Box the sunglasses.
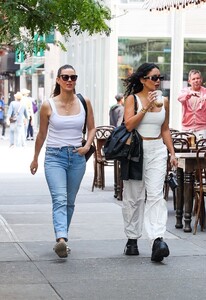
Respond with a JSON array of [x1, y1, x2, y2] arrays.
[[60, 74, 78, 82], [143, 75, 164, 82]]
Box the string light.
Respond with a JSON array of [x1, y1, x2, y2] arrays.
[[143, 0, 206, 12]]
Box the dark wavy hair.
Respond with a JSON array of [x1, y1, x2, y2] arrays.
[[124, 63, 160, 97], [52, 64, 75, 97]]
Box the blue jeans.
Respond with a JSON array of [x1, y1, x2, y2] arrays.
[[44, 146, 86, 241], [9, 122, 25, 147]]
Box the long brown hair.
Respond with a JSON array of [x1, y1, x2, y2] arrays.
[[124, 63, 159, 97]]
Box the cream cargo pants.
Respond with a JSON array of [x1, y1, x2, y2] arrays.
[[122, 139, 168, 245]]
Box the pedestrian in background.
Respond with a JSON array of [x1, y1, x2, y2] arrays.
[[122, 63, 177, 262], [178, 69, 206, 139], [21, 88, 35, 140], [6, 92, 28, 147], [0, 93, 6, 140], [30, 64, 96, 258], [109, 93, 124, 127]]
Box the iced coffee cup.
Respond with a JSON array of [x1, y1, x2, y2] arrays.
[[154, 90, 163, 107]]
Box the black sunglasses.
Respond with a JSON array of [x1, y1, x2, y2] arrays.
[[60, 74, 78, 82], [143, 75, 164, 82]]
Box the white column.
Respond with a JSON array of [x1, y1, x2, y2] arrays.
[[20, 71, 27, 91], [32, 73, 38, 100], [170, 10, 185, 130], [31, 73, 38, 131], [3, 79, 8, 104]]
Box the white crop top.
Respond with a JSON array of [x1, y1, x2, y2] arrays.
[[135, 95, 166, 138], [46, 98, 85, 148]]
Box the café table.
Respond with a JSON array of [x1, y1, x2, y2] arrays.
[[175, 152, 206, 232]]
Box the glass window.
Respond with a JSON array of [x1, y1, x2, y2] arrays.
[[118, 38, 171, 97], [183, 39, 206, 85]]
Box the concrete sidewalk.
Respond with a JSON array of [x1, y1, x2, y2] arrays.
[[0, 138, 206, 299]]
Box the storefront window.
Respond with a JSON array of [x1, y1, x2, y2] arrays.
[[118, 38, 206, 96], [183, 39, 206, 85], [118, 38, 171, 96]]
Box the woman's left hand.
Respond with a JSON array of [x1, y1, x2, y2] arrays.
[[75, 144, 90, 156], [170, 154, 178, 168]]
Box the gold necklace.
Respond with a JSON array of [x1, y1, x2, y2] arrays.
[[60, 99, 76, 112]]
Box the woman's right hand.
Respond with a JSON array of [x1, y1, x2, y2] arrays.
[[147, 91, 158, 108], [30, 160, 38, 175]]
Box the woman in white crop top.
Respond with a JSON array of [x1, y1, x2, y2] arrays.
[[121, 63, 177, 262], [30, 64, 96, 258]]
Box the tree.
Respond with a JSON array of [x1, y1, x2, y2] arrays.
[[0, 0, 111, 54]]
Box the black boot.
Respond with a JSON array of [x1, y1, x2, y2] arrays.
[[151, 238, 169, 262], [124, 239, 139, 255]]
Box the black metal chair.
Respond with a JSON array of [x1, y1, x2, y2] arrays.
[[164, 138, 190, 209], [92, 125, 115, 191], [193, 146, 206, 234], [171, 131, 196, 147], [172, 137, 190, 153], [196, 138, 206, 149], [170, 128, 179, 134]]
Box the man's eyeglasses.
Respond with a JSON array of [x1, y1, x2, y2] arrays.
[[60, 75, 78, 82], [143, 75, 164, 82]]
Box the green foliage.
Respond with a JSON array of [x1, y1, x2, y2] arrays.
[[0, 0, 111, 54]]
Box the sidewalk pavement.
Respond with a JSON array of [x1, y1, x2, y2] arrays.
[[0, 137, 206, 299]]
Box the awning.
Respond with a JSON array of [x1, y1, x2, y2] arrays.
[[15, 66, 29, 76], [143, 0, 206, 11], [16, 64, 44, 76]]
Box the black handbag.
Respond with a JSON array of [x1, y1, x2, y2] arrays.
[[9, 104, 22, 123], [167, 171, 178, 191], [103, 96, 138, 162], [103, 124, 132, 161], [77, 93, 96, 161], [82, 139, 95, 161]]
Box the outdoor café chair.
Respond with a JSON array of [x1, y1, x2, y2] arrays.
[[193, 146, 206, 234]]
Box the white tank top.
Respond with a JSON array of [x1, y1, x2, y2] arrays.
[[135, 95, 166, 138], [46, 98, 85, 147]]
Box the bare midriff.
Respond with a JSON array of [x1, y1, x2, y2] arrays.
[[141, 135, 161, 140]]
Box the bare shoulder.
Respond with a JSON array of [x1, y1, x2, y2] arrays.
[[42, 100, 51, 107], [164, 96, 169, 105], [83, 96, 93, 110], [125, 94, 136, 107], [163, 97, 169, 114], [83, 96, 91, 103], [126, 94, 135, 101], [77, 94, 90, 104], [40, 100, 52, 116]]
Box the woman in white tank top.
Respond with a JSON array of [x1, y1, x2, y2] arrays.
[[30, 64, 96, 258], [121, 63, 178, 262]]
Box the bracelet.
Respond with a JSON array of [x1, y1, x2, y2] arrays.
[[141, 108, 148, 114]]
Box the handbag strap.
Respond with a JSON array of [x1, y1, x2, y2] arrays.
[[122, 95, 137, 124], [17, 103, 23, 115], [77, 93, 137, 135], [133, 94, 137, 115], [12, 102, 22, 117], [77, 93, 87, 137]]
